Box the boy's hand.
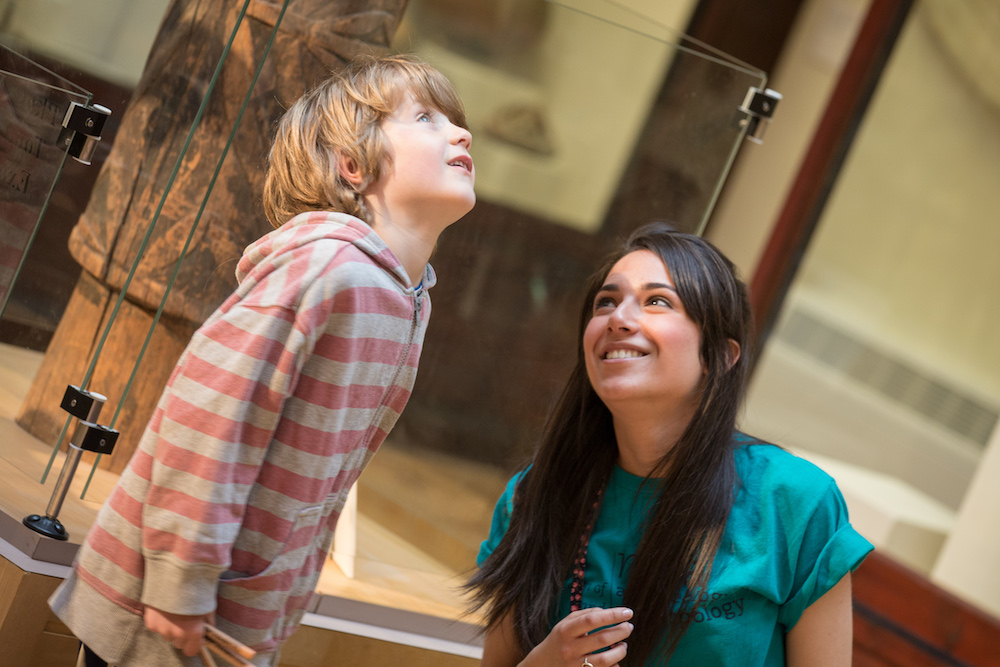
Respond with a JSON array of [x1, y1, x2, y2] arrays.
[[144, 605, 214, 657]]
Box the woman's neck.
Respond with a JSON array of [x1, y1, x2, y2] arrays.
[[611, 404, 695, 478]]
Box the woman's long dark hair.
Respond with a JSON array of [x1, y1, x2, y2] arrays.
[[466, 223, 754, 665]]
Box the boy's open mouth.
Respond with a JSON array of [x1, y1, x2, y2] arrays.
[[449, 156, 473, 173]]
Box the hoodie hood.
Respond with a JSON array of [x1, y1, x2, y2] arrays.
[[236, 211, 435, 291]]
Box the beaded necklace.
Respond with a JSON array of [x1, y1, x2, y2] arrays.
[[569, 488, 605, 612]]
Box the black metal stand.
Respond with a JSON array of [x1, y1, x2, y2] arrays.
[[22, 514, 69, 540], [23, 385, 119, 542]]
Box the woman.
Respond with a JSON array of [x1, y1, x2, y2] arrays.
[[467, 223, 872, 666]]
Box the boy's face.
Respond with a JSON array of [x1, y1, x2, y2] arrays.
[[367, 91, 475, 228]]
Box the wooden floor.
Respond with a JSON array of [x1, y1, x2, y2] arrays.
[[0, 341, 501, 659]]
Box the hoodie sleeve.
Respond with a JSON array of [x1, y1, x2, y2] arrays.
[[136, 246, 346, 615]]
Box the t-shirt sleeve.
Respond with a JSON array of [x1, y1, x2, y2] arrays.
[[777, 469, 874, 629], [476, 471, 527, 567]]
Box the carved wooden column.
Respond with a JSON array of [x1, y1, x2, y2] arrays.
[[17, 0, 410, 473]]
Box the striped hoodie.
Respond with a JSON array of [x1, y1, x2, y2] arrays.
[[50, 211, 435, 664]]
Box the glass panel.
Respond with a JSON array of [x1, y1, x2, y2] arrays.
[[744, 1, 1000, 594], [0, 0, 769, 629], [0, 43, 89, 326], [330, 0, 767, 599], [0, 0, 211, 539], [0, 42, 96, 535]]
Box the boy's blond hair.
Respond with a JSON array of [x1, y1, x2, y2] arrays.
[[263, 54, 468, 228]]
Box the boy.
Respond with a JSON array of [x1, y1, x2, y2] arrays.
[[50, 54, 475, 666]]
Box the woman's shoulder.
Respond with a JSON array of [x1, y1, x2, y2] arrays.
[[493, 468, 530, 513], [732, 434, 839, 505], [476, 468, 530, 567]]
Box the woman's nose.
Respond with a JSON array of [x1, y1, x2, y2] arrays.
[[609, 301, 638, 331]]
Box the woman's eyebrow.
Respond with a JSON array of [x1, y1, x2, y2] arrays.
[[644, 282, 677, 292], [598, 282, 676, 293]]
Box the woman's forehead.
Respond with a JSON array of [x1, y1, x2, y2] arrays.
[[604, 249, 676, 286]]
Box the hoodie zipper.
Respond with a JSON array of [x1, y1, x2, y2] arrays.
[[397, 287, 423, 378], [370, 286, 423, 430]]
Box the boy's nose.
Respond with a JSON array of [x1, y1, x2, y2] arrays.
[[452, 124, 472, 149]]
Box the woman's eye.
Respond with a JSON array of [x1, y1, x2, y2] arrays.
[[594, 296, 616, 310], [649, 296, 672, 308]]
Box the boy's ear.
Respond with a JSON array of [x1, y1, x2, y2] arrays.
[[336, 153, 365, 188]]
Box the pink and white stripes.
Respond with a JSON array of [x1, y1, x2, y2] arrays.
[[51, 211, 434, 658]]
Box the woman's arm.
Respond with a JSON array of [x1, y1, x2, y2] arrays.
[[481, 613, 523, 667], [785, 573, 854, 667], [481, 608, 634, 667]]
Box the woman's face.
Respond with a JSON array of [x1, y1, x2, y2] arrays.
[[583, 249, 704, 414]]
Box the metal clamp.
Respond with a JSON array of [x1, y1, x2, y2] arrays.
[[60, 384, 103, 421], [71, 421, 119, 456], [58, 101, 112, 165], [737, 87, 782, 144], [23, 385, 119, 541]]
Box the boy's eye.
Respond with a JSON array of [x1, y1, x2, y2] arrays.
[[417, 112, 432, 122]]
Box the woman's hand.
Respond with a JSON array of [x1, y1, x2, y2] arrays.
[[519, 607, 634, 667], [143, 605, 213, 657]]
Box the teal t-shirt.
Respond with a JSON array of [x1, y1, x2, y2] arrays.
[[477, 440, 874, 666]]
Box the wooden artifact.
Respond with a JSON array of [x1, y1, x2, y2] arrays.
[[17, 0, 410, 474]]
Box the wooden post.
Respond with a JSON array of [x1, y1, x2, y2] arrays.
[[16, 272, 196, 474], [16, 0, 410, 471]]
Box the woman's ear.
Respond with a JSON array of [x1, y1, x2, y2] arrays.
[[336, 153, 365, 188], [726, 339, 741, 370]]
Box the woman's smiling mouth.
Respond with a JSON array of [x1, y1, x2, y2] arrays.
[[604, 349, 647, 360]]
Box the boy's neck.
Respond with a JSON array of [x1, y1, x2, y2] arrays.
[[367, 215, 441, 288]]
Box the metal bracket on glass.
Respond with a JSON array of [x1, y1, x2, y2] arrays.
[[58, 101, 112, 165], [23, 385, 120, 541], [737, 87, 782, 144]]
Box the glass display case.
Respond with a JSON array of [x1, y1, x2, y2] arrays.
[[0, 0, 769, 660]]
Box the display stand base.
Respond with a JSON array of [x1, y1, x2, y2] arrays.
[[22, 514, 69, 541]]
